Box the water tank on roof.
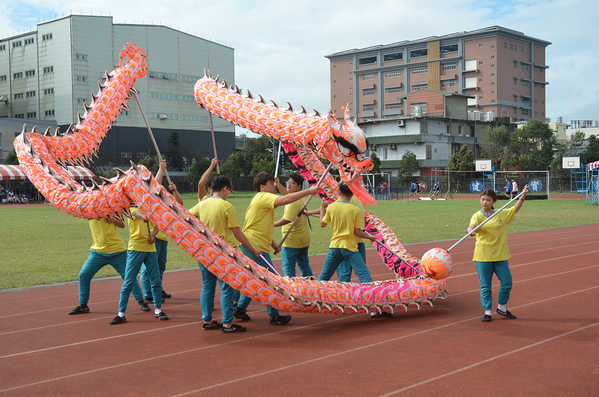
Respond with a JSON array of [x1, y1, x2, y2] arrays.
[[557, 116, 563, 123], [593, 120, 599, 128]]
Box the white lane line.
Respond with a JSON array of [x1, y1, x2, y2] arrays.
[[1, 285, 597, 395], [378, 321, 599, 396]]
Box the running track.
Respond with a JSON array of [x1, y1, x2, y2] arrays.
[[1, 224, 598, 396]]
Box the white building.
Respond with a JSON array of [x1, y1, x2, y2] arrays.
[[0, 15, 235, 165]]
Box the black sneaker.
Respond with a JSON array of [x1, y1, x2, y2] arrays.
[[270, 315, 292, 325], [496, 308, 517, 319], [154, 311, 169, 320], [68, 305, 90, 315], [139, 301, 151, 312], [202, 320, 222, 330], [370, 311, 393, 318], [233, 307, 251, 321], [222, 324, 246, 333], [145, 296, 166, 304], [482, 314, 492, 322], [161, 290, 171, 299], [110, 315, 127, 325]]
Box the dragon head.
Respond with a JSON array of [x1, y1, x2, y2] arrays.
[[318, 106, 375, 205]]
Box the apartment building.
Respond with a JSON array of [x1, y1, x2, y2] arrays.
[[0, 14, 235, 166], [326, 26, 551, 124]]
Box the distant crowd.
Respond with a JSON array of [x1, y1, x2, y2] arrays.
[[0, 187, 42, 204]]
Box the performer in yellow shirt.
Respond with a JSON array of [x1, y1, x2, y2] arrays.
[[68, 218, 149, 315], [318, 182, 377, 283], [336, 194, 366, 282], [466, 185, 529, 323], [274, 173, 320, 277], [233, 171, 319, 325], [110, 207, 167, 324], [195, 175, 261, 333]]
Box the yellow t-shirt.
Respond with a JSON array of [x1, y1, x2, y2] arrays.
[[281, 199, 310, 249], [89, 219, 126, 254], [189, 202, 201, 219], [149, 221, 168, 241], [127, 207, 157, 253], [243, 192, 278, 252], [199, 197, 240, 246], [470, 206, 516, 262], [323, 201, 364, 251]]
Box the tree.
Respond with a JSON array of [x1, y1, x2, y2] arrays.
[[504, 119, 555, 170], [138, 155, 159, 175], [187, 157, 213, 190], [4, 152, 19, 165], [166, 131, 185, 171], [220, 136, 277, 180], [479, 126, 510, 170], [396, 150, 420, 186], [550, 131, 586, 179], [581, 134, 599, 165], [370, 152, 381, 174], [446, 144, 475, 192]]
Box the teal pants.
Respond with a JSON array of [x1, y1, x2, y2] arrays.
[[475, 260, 512, 310], [78, 249, 144, 305], [337, 243, 366, 282], [118, 250, 162, 313], [141, 238, 168, 298]]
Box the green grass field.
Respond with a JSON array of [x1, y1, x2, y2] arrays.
[[1, 196, 597, 290]]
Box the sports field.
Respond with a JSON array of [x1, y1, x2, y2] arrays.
[[0, 196, 597, 289]]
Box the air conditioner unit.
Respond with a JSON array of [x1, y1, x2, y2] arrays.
[[390, 144, 396, 150], [397, 119, 405, 127], [159, 114, 168, 120]]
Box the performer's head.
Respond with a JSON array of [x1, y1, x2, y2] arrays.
[[286, 172, 304, 193], [254, 171, 276, 193], [480, 188, 497, 210], [211, 176, 232, 193], [338, 182, 353, 199]]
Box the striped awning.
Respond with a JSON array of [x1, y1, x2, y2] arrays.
[[588, 161, 599, 172], [0, 165, 96, 181]]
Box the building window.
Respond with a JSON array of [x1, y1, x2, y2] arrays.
[[383, 53, 403, 61], [491, 73, 495, 77], [150, 113, 178, 120], [491, 82, 495, 86], [521, 80, 529, 87], [491, 64, 495, 68], [75, 54, 88, 60], [76, 76, 88, 82], [0, 75, 6, 81], [362, 104, 375, 112], [182, 95, 194, 101], [181, 75, 200, 82], [363, 73, 375, 81], [491, 100, 495, 103], [121, 110, 130, 116], [441, 79, 456, 88], [44, 88, 54, 95], [13, 41, 22, 48], [385, 71, 401, 78], [121, 152, 132, 158], [504, 43, 507, 48], [491, 55, 495, 59], [525, 48, 528, 53], [358, 56, 377, 65], [410, 102, 427, 114], [521, 46, 524, 52], [13, 72, 23, 79], [150, 92, 178, 100], [148, 72, 178, 80], [77, 98, 86, 103], [479, 61, 483, 65], [479, 43, 483, 47], [491, 45, 495, 49], [27, 112, 36, 118], [42, 33, 53, 41], [385, 103, 401, 110], [43, 66, 54, 74], [0, 44, 5, 51], [464, 60, 477, 71], [442, 62, 456, 70], [385, 86, 402, 94], [458, 126, 463, 136], [363, 88, 374, 96], [14, 93, 24, 99], [440, 44, 458, 54], [491, 91, 495, 95], [521, 64, 529, 70], [26, 91, 36, 98], [411, 83, 428, 91], [522, 97, 530, 104], [412, 67, 427, 75], [24, 38, 35, 45], [521, 109, 529, 115], [479, 78, 483, 82], [464, 77, 477, 89], [25, 70, 35, 77], [410, 49, 427, 58], [510, 44, 513, 50], [45, 109, 55, 116], [15, 114, 24, 119], [182, 115, 208, 122]]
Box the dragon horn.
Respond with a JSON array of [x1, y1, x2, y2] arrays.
[[44, 126, 52, 136], [271, 100, 279, 108], [286, 102, 294, 112], [31, 125, 38, 133], [313, 109, 322, 117], [246, 90, 253, 100]]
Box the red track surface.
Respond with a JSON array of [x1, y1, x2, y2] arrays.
[[1, 224, 598, 396]]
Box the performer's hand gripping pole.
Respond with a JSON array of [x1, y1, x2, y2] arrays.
[[447, 190, 527, 252], [278, 163, 334, 247], [132, 90, 172, 184]]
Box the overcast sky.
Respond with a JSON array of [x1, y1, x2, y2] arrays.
[[2, 0, 598, 136]]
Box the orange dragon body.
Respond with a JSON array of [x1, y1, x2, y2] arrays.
[[15, 44, 449, 317]]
